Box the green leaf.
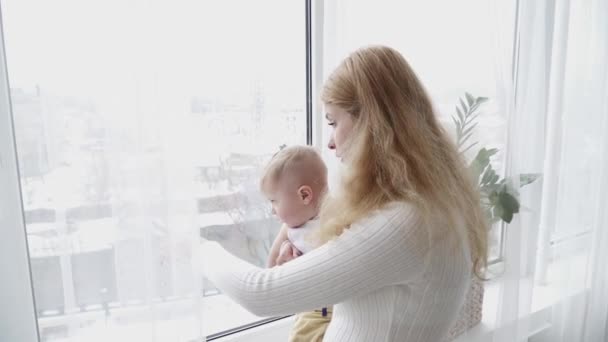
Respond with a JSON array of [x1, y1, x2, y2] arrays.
[[469, 102, 481, 113], [480, 182, 501, 196], [456, 106, 464, 122], [481, 166, 496, 185], [468, 148, 498, 182], [498, 189, 519, 223], [492, 202, 505, 222], [458, 132, 474, 147], [464, 112, 481, 126], [477, 97, 489, 104], [460, 98, 468, 113], [460, 122, 478, 140], [486, 148, 499, 156], [500, 207, 514, 223], [469, 151, 498, 187], [465, 92, 475, 106], [452, 116, 461, 133], [520, 173, 541, 187], [501, 178, 522, 195]]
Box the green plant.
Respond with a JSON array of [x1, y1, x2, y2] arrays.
[[453, 92, 540, 224]]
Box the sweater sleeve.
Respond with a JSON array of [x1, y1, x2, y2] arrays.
[[201, 203, 429, 317]]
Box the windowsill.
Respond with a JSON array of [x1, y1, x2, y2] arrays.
[[450, 252, 589, 341], [215, 253, 589, 342]]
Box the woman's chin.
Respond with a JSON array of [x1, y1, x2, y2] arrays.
[[334, 150, 349, 163]]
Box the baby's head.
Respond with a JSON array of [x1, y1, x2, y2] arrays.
[[260, 145, 328, 228]]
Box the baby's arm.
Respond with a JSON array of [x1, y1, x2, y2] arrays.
[[276, 240, 302, 266], [267, 224, 289, 268]]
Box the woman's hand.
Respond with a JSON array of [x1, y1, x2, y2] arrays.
[[275, 240, 302, 266]]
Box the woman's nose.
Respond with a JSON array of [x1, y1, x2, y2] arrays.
[[328, 139, 336, 150], [271, 207, 276, 215]]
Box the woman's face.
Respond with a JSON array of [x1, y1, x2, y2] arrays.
[[325, 104, 355, 159]]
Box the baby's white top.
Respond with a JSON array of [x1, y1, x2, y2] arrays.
[[286, 217, 320, 254]]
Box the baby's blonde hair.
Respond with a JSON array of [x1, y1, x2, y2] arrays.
[[260, 145, 328, 197]]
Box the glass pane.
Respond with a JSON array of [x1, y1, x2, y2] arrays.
[[3, 0, 305, 340]]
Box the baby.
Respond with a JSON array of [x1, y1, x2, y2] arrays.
[[260, 145, 332, 342]]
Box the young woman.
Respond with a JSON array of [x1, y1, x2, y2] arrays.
[[201, 45, 488, 342]]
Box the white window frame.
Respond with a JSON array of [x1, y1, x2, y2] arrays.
[[0, 11, 40, 342]]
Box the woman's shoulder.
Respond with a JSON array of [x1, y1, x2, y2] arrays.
[[370, 201, 420, 223], [339, 201, 430, 264], [350, 201, 423, 235]]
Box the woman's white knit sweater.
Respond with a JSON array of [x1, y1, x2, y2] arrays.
[[202, 202, 472, 342]]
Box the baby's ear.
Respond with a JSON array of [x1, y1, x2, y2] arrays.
[[298, 185, 314, 204]]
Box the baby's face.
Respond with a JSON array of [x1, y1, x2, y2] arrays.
[[264, 181, 312, 228]]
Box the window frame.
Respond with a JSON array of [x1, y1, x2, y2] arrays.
[[0, 9, 41, 342]]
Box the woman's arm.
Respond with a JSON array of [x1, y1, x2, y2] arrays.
[[202, 203, 430, 317]]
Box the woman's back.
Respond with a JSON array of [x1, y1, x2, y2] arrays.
[[321, 202, 472, 341]]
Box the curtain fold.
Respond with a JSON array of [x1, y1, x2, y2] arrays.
[[495, 0, 608, 341]]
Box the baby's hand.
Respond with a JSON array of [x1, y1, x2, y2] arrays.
[[275, 240, 302, 266]]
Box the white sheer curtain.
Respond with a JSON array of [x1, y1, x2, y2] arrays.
[[321, 0, 608, 341], [495, 0, 608, 340]]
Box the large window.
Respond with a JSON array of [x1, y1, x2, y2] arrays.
[[1, 1, 520, 341], [3, 0, 305, 340]]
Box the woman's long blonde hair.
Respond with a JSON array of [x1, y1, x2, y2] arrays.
[[318, 45, 488, 278]]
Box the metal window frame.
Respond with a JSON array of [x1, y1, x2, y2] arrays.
[[208, 0, 319, 339], [305, 0, 313, 146]]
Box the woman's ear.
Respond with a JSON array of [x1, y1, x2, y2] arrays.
[[298, 185, 314, 205]]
